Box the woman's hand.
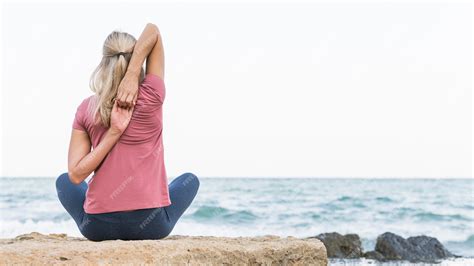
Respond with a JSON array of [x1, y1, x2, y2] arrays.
[[68, 100, 130, 184], [116, 72, 139, 109], [110, 99, 134, 135]]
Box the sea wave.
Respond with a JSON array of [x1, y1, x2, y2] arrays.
[[190, 205, 259, 224], [444, 235, 474, 258], [0, 219, 82, 238], [374, 196, 396, 203], [413, 212, 472, 222]]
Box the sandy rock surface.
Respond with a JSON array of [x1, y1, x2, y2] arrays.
[[0, 232, 327, 265]]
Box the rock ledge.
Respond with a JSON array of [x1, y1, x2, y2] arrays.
[[1, 232, 327, 265]]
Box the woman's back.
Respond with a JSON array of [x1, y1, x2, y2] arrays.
[[57, 24, 199, 241], [72, 73, 171, 214]]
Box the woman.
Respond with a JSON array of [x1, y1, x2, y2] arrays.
[[55, 23, 200, 241]]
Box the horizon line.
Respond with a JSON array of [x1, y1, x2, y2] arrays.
[[0, 176, 472, 179]]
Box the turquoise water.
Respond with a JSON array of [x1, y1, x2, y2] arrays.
[[1, 177, 473, 261]]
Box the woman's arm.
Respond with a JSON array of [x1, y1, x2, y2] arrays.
[[117, 23, 161, 109], [68, 129, 121, 184], [67, 101, 133, 184]]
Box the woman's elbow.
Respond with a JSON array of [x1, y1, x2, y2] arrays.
[[146, 23, 160, 36], [147, 22, 158, 30], [67, 170, 83, 185]]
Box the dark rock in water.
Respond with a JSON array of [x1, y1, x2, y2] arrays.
[[363, 250, 386, 261], [308, 232, 363, 258], [375, 232, 458, 262]]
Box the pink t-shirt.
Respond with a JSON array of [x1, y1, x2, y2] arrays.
[[72, 73, 171, 214]]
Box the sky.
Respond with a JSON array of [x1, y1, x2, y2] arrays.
[[1, 1, 472, 178]]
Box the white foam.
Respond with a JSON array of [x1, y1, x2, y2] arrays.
[[0, 219, 82, 238]]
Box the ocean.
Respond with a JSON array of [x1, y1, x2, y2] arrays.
[[1, 177, 473, 265]]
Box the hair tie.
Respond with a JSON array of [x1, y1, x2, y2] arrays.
[[104, 52, 130, 57]]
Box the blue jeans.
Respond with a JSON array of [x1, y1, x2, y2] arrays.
[[55, 172, 200, 241]]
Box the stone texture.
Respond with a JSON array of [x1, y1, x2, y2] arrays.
[[374, 232, 458, 263], [308, 232, 363, 259], [0, 232, 328, 265]]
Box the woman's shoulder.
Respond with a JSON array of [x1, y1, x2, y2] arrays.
[[74, 95, 97, 124], [138, 73, 165, 106], [77, 95, 95, 109]]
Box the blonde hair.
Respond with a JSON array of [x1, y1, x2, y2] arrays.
[[88, 31, 145, 127]]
